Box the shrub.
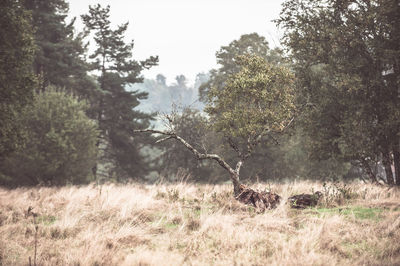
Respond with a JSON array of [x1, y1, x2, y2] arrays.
[[0, 87, 98, 186]]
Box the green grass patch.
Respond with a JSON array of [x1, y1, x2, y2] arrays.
[[193, 207, 202, 217], [164, 222, 179, 229], [37, 215, 57, 225], [341, 240, 371, 258], [314, 206, 383, 220]]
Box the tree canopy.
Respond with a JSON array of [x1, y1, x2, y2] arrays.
[[0, 0, 36, 158], [199, 33, 284, 101], [206, 55, 295, 140], [276, 0, 400, 184], [23, 0, 96, 96]]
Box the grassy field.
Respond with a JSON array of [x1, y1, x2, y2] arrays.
[[0, 181, 399, 265]]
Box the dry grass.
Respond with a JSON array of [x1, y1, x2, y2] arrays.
[[0, 181, 399, 265]]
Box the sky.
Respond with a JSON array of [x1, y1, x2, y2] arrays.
[[68, 0, 285, 85]]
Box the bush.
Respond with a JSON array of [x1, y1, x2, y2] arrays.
[[0, 87, 98, 186]]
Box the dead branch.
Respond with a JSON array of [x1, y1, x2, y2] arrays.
[[134, 129, 240, 187], [155, 136, 174, 144]]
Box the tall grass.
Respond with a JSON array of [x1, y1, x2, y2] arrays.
[[0, 181, 399, 265]]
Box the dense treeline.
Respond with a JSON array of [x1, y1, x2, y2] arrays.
[[0, 0, 399, 186], [277, 0, 400, 185], [0, 0, 36, 161], [0, 1, 157, 186]]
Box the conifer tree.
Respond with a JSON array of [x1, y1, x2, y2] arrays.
[[82, 4, 158, 179], [0, 0, 36, 159], [23, 0, 96, 97]]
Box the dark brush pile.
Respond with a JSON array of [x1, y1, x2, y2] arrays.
[[288, 191, 323, 209], [235, 184, 281, 212]]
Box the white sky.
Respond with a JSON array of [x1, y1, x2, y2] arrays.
[[68, 0, 285, 85]]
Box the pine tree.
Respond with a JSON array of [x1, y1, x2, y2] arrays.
[[23, 0, 96, 97], [82, 4, 158, 180], [0, 0, 36, 159]]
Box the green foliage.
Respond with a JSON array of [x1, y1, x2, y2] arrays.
[[315, 207, 383, 221], [207, 55, 295, 139], [205, 55, 296, 162], [0, 0, 36, 158], [23, 0, 96, 97], [194, 36, 304, 183], [194, 35, 350, 182], [277, 0, 400, 184], [0, 87, 98, 186], [148, 57, 305, 183], [82, 4, 158, 180], [199, 33, 284, 101], [240, 128, 353, 182]]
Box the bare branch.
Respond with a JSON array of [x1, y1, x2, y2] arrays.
[[245, 136, 255, 159], [134, 129, 172, 135], [155, 136, 174, 144], [133, 129, 240, 185], [227, 137, 242, 157], [283, 116, 296, 132]]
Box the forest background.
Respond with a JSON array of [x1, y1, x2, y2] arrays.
[[1, 0, 399, 187]]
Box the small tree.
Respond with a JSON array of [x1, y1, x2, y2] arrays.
[[0, 87, 98, 186], [137, 55, 296, 203]]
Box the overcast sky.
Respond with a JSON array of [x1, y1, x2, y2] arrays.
[[69, 0, 285, 85]]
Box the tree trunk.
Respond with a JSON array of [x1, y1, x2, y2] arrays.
[[92, 97, 104, 179], [93, 56, 107, 179], [392, 52, 400, 185], [232, 174, 242, 197], [393, 141, 400, 186], [382, 150, 395, 185], [361, 160, 378, 184]]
